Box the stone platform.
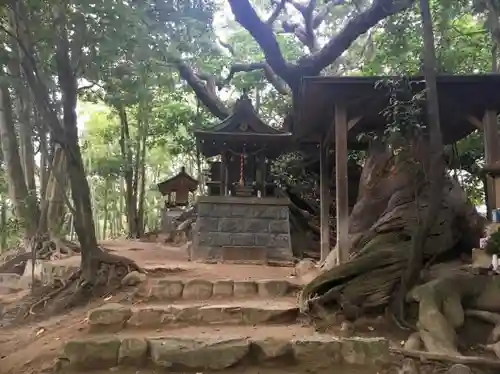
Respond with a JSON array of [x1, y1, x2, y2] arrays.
[[192, 196, 293, 264]]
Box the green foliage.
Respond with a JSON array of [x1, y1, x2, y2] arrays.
[[485, 229, 500, 255], [3, 0, 494, 244], [364, 0, 491, 75]]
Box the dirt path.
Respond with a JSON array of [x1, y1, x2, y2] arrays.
[[0, 239, 304, 374], [63, 367, 378, 374], [0, 306, 89, 374], [50, 239, 298, 282]]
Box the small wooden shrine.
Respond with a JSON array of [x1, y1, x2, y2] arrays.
[[157, 167, 198, 234], [196, 95, 292, 197], [191, 95, 294, 264], [157, 166, 198, 207]]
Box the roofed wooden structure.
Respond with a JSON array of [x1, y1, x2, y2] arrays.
[[293, 74, 500, 265], [293, 74, 500, 145], [157, 167, 198, 196], [194, 95, 292, 159]]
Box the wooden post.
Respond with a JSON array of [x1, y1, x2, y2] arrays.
[[220, 152, 226, 196], [319, 140, 330, 262], [483, 109, 499, 213], [335, 103, 349, 263], [259, 155, 267, 197]]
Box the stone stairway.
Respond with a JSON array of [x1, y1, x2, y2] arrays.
[[58, 277, 394, 373], [133, 277, 298, 301]]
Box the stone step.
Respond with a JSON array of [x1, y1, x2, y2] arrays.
[[87, 299, 299, 332], [135, 278, 300, 301], [60, 325, 391, 372]]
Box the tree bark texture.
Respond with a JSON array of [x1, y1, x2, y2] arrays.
[[301, 141, 484, 317], [395, 0, 446, 317], [0, 195, 7, 251], [118, 107, 137, 238], [53, 3, 100, 281], [0, 83, 38, 241], [137, 109, 149, 237]]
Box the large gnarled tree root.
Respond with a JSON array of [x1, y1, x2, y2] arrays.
[[24, 249, 143, 319], [299, 232, 409, 318], [407, 274, 500, 358]]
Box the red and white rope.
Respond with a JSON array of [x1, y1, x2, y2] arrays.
[[239, 146, 245, 186]]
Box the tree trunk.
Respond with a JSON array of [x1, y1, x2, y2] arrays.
[[69, 213, 74, 242], [0, 195, 7, 251], [8, 60, 38, 203], [39, 125, 49, 200], [44, 145, 68, 238], [118, 106, 137, 238], [300, 140, 484, 318], [131, 109, 144, 238], [0, 83, 38, 244], [119, 178, 124, 232], [102, 179, 109, 240], [8, 6, 39, 220], [395, 0, 445, 316], [52, 4, 101, 281], [137, 110, 149, 237]]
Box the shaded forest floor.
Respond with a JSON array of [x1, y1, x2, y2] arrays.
[[0, 239, 497, 374], [49, 238, 299, 281], [0, 238, 406, 374]]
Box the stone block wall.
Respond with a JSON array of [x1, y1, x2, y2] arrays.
[[191, 196, 293, 263]]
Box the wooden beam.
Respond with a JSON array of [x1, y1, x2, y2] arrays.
[[335, 103, 349, 263], [467, 115, 483, 130], [348, 115, 362, 131], [319, 141, 330, 262], [484, 109, 499, 214], [484, 110, 499, 164]]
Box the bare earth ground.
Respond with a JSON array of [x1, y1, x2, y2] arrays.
[[0, 239, 310, 374], [53, 239, 299, 282], [0, 239, 415, 374]]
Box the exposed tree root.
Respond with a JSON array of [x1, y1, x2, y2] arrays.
[[36, 234, 80, 260], [393, 348, 500, 369], [22, 248, 142, 320], [0, 252, 32, 274], [406, 273, 489, 355], [25, 270, 81, 317], [299, 141, 489, 358]]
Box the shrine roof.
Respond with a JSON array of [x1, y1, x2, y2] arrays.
[[157, 167, 198, 196], [293, 74, 500, 145], [194, 95, 293, 157]]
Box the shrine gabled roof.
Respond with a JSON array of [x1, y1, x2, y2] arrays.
[[194, 95, 293, 158], [157, 167, 198, 196], [194, 95, 289, 137], [293, 74, 500, 145]]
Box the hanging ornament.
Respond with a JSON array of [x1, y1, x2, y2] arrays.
[[239, 146, 245, 186]]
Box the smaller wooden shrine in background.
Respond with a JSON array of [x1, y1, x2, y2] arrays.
[[191, 94, 295, 265], [157, 167, 198, 208]]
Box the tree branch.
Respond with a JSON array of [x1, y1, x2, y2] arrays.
[[282, 20, 314, 51], [228, 0, 295, 88], [171, 58, 229, 120], [222, 62, 290, 95], [266, 0, 287, 25], [297, 0, 415, 75], [217, 38, 235, 55], [283, 0, 320, 52]]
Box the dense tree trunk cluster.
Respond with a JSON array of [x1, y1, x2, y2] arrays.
[[0, 1, 139, 290]]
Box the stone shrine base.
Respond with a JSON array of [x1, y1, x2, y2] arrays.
[[192, 196, 293, 264]]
